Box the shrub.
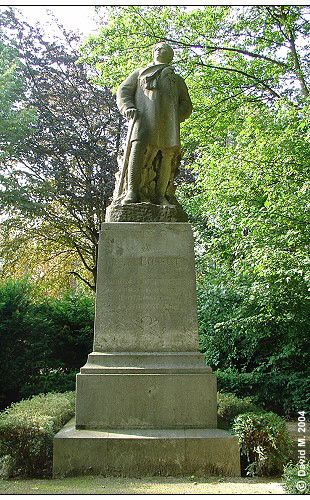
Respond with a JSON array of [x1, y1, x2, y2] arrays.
[[0, 279, 94, 409], [0, 454, 14, 480], [216, 368, 310, 417], [0, 391, 75, 477], [217, 391, 261, 425], [0, 278, 39, 408], [282, 461, 310, 494], [232, 411, 292, 476], [197, 265, 309, 417]]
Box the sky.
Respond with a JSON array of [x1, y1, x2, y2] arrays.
[[1, 5, 101, 37], [2, 0, 305, 39]]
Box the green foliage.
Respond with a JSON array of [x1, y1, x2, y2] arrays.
[[0, 35, 36, 160], [81, 6, 310, 416], [196, 261, 309, 415], [216, 370, 309, 416], [217, 391, 261, 425], [282, 461, 310, 494], [0, 278, 94, 410], [81, 6, 309, 117], [0, 392, 75, 477], [0, 8, 122, 292], [192, 100, 310, 415], [232, 412, 292, 476]]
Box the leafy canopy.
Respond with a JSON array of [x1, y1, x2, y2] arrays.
[[0, 8, 122, 292]]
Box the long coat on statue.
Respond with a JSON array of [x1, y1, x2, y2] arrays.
[[116, 63, 192, 150]]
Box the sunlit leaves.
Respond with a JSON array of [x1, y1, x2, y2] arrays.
[[0, 8, 121, 292], [0, 39, 37, 159]]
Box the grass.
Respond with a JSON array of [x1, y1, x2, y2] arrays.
[[0, 475, 285, 494]]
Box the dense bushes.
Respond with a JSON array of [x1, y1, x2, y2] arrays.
[[0, 392, 75, 477], [217, 391, 261, 426], [216, 369, 309, 417], [218, 393, 294, 478], [197, 272, 310, 416], [0, 279, 94, 409], [232, 411, 292, 477], [0, 390, 295, 480]]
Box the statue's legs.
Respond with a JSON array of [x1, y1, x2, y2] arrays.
[[155, 148, 178, 206], [122, 140, 146, 204]]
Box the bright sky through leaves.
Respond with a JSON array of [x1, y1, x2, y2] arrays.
[[0, 6, 99, 36]]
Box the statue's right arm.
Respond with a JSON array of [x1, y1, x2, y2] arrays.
[[116, 70, 140, 117]]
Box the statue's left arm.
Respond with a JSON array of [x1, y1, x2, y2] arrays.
[[177, 76, 193, 123]]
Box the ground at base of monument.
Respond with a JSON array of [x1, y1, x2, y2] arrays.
[[0, 475, 285, 495]]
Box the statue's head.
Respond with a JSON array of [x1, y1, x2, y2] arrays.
[[152, 42, 174, 64]]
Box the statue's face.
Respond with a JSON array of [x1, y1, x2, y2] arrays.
[[153, 43, 173, 64]]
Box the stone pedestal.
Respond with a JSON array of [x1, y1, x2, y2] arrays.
[[105, 202, 179, 222], [53, 223, 240, 477], [92, 223, 199, 353]]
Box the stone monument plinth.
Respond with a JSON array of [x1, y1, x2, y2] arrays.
[[53, 222, 240, 477], [53, 41, 239, 478]]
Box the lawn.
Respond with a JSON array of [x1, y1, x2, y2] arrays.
[[0, 475, 285, 494]]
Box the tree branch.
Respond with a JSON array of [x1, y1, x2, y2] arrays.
[[265, 6, 288, 40], [71, 240, 94, 274], [198, 60, 282, 99], [131, 28, 288, 69], [200, 43, 288, 68], [70, 271, 95, 291], [204, 87, 256, 111], [279, 6, 309, 98]]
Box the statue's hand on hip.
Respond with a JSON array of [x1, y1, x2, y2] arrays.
[[125, 108, 138, 121]]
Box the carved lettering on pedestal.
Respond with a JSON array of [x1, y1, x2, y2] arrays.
[[140, 256, 183, 268]]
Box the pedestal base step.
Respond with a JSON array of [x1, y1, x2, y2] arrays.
[[53, 419, 240, 478]]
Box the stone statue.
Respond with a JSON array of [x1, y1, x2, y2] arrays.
[[107, 42, 192, 220]]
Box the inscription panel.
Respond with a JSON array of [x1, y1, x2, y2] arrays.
[[94, 223, 199, 352]]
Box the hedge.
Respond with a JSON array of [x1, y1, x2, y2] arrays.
[[0, 391, 75, 477]]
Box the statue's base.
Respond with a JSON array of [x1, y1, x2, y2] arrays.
[[53, 222, 240, 477], [53, 420, 240, 477], [105, 202, 187, 222], [75, 352, 216, 430]]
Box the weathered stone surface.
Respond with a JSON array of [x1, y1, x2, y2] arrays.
[[79, 352, 212, 374], [105, 202, 178, 222], [75, 370, 217, 430], [92, 223, 199, 353], [53, 220, 241, 478], [76, 349, 217, 430], [53, 419, 240, 478]]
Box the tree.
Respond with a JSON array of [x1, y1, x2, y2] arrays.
[[81, 6, 310, 413], [0, 8, 122, 292], [0, 32, 36, 161], [81, 6, 309, 104]]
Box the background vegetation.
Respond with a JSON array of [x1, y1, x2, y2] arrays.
[[0, 391, 75, 477], [0, 6, 309, 417], [0, 279, 93, 410]]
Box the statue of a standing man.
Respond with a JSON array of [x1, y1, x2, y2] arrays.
[[115, 42, 192, 207]]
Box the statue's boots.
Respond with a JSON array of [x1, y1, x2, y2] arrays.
[[123, 190, 140, 204]]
